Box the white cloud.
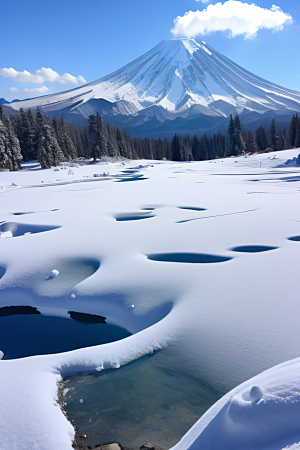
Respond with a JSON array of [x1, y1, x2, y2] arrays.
[[196, 0, 210, 3], [171, 1, 293, 40], [36, 86, 49, 93], [24, 86, 49, 93], [0, 67, 86, 85], [9, 87, 18, 92]]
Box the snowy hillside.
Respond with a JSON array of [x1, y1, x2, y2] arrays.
[[0, 149, 299, 449], [7, 39, 300, 125]]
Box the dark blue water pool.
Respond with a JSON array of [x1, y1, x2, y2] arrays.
[[0, 314, 131, 360]]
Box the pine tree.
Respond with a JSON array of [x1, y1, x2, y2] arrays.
[[0, 112, 23, 171], [17, 108, 37, 161], [270, 118, 276, 149], [289, 114, 298, 147], [208, 136, 215, 160], [107, 124, 119, 157], [117, 128, 126, 158], [199, 134, 208, 161], [295, 116, 300, 148], [0, 106, 11, 170], [226, 114, 235, 156], [81, 127, 89, 158], [88, 115, 97, 160], [163, 137, 170, 160], [6, 118, 23, 170], [57, 116, 77, 160], [232, 114, 245, 155], [246, 129, 256, 153], [216, 131, 225, 157], [171, 134, 181, 161], [255, 125, 268, 151], [282, 128, 290, 150], [95, 112, 109, 158], [123, 128, 133, 159], [37, 114, 64, 168], [191, 135, 199, 160]]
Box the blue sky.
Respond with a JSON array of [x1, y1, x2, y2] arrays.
[[1, 0, 299, 102]]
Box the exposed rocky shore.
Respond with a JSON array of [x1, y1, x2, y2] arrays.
[[74, 438, 163, 450]]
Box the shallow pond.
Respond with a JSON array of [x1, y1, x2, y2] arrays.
[[0, 314, 131, 359], [64, 352, 221, 450]]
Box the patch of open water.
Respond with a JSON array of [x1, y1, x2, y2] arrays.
[[64, 352, 221, 450], [0, 314, 131, 360]]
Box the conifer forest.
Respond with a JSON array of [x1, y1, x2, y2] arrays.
[[1, 103, 299, 170]]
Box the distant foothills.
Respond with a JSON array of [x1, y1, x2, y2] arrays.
[[1, 104, 299, 170]]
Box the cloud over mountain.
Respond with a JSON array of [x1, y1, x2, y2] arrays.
[[0, 67, 86, 85], [171, 1, 293, 40]]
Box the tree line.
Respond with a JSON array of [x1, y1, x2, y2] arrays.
[[1, 104, 299, 170]]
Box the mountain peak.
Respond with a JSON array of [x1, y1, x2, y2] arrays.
[[8, 38, 300, 121]]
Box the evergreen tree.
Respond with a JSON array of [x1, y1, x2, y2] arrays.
[[116, 128, 127, 158], [22, 109, 37, 161], [232, 114, 245, 155], [171, 134, 181, 161], [199, 134, 208, 161], [57, 116, 77, 160], [154, 137, 162, 160], [88, 115, 97, 159], [295, 116, 300, 148], [96, 112, 109, 158], [0, 107, 11, 170], [191, 135, 199, 160], [81, 127, 89, 158], [122, 128, 133, 159], [6, 117, 23, 170], [226, 114, 235, 156], [208, 136, 215, 160], [282, 128, 290, 150], [0, 111, 23, 171], [289, 114, 298, 147], [37, 114, 64, 168], [179, 134, 193, 161], [255, 125, 268, 151], [216, 131, 225, 157], [163, 137, 170, 160], [246, 129, 256, 153], [52, 117, 58, 137], [270, 118, 276, 149], [107, 124, 119, 157]]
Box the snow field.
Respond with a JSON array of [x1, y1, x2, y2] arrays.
[[0, 149, 299, 449]]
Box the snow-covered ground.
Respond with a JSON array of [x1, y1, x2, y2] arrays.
[[0, 149, 299, 450]]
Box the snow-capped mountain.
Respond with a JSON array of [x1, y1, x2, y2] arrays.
[[6, 39, 300, 135]]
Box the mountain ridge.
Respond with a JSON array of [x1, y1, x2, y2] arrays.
[[4, 39, 300, 136]]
